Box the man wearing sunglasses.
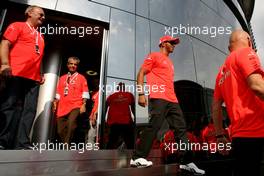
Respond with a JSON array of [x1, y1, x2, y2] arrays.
[[130, 35, 205, 175]]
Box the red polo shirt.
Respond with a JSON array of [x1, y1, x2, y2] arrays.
[[56, 73, 89, 118], [106, 91, 134, 125], [90, 91, 99, 120], [214, 47, 264, 138], [3, 22, 45, 82], [142, 52, 178, 103]]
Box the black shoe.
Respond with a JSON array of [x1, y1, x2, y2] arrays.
[[0, 145, 5, 150], [16, 145, 34, 150]]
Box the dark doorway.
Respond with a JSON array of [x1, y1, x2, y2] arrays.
[[1, 2, 109, 144], [174, 80, 207, 132]]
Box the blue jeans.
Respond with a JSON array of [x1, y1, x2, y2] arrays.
[[0, 76, 39, 149]]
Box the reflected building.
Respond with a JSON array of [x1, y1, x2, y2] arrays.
[[0, 0, 253, 146]]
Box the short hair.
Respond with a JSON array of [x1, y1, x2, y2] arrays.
[[25, 5, 42, 18], [117, 82, 125, 91], [67, 56, 80, 65]]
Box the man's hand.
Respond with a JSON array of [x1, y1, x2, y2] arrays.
[[39, 75, 45, 85], [80, 103, 86, 114], [0, 65, 12, 78], [52, 100, 58, 113], [138, 95, 147, 107], [89, 112, 97, 126], [216, 136, 230, 156]]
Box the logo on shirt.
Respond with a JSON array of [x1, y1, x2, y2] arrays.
[[248, 51, 256, 60], [219, 66, 230, 86], [146, 57, 152, 60], [218, 70, 231, 86]]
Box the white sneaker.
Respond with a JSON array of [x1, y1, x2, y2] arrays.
[[180, 162, 205, 175], [130, 158, 153, 168]]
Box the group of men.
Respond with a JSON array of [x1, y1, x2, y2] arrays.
[[0, 5, 264, 176]]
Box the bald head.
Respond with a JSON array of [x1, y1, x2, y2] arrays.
[[228, 29, 252, 52]]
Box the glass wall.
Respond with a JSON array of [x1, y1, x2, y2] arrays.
[[107, 9, 135, 80], [9, 0, 57, 9], [91, 0, 135, 13]]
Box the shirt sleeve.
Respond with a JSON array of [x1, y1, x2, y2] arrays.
[[236, 48, 264, 78], [141, 53, 156, 73], [56, 77, 64, 100], [3, 22, 21, 44], [81, 76, 89, 99], [213, 71, 223, 101]]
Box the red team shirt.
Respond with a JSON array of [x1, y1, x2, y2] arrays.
[[214, 47, 264, 138], [56, 73, 89, 118], [201, 124, 217, 145], [106, 91, 135, 125], [142, 52, 178, 103], [90, 91, 99, 119], [3, 22, 45, 82]]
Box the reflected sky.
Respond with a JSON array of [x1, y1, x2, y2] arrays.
[[251, 0, 264, 65]]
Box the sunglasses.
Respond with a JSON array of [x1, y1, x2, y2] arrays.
[[166, 41, 177, 45]]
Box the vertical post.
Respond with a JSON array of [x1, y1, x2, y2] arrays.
[[31, 46, 61, 144]]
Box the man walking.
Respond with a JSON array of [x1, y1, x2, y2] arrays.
[[130, 35, 205, 175], [53, 57, 89, 145]]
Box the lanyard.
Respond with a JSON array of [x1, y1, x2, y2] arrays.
[[64, 72, 78, 96], [26, 22, 40, 54]]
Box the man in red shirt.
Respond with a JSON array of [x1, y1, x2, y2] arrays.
[[53, 56, 89, 145], [86, 90, 99, 144], [0, 5, 45, 149], [212, 30, 264, 176], [106, 82, 135, 149], [130, 35, 205, 175]]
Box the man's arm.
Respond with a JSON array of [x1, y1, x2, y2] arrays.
[[247, 73, 264, 100], [212, 98, 230, 155], [0, 40, 12, 76], [129, 93, 135, 117], [137, 67, 147, 107], [212, 99, 224, 136]]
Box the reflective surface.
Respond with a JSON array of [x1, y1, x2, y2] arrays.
[[91, 0, 135, 13], [105, 77, 135, 97], [136, 16, 150, 72], [136, 0, 149, 18], [192, 38, 227, 88], [9, 0, 57, 9], [201, 0, 218, 12], [56, 0, 110, 22], [216, 0, 241, 27], [149, 0, 191, 27], [107, 9, 135, 80], [172, 35, 197, 82], [0, 150, 234, 176]]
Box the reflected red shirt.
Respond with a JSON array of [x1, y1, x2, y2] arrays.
[[106, 91, 134, 125], [90, 91, 99, 118]]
